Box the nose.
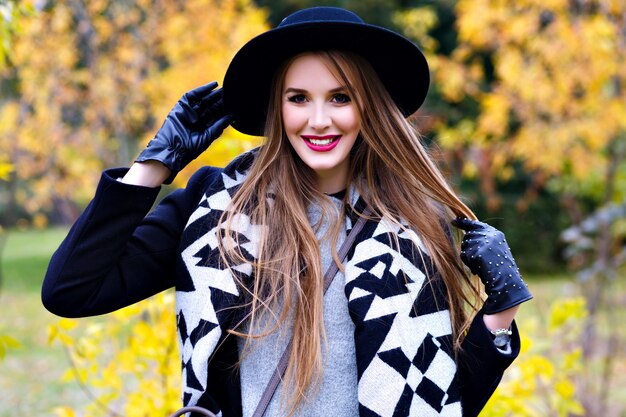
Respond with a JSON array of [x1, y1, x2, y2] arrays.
[[308, 103, 331, 130]]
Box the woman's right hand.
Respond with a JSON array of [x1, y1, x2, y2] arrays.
[[136, 82, 232, 184]]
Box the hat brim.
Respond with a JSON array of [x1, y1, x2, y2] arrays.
[[223, 21, 430, 136]]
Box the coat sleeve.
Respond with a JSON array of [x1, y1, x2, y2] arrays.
[[42, 166, 222, 318], [458, 309, 521, 417]]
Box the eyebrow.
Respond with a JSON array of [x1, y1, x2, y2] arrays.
[[284, 86, 347, 94]]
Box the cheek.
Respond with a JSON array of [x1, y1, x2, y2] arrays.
[[281, 104, 305, 134], [338, 107, 360, 133]]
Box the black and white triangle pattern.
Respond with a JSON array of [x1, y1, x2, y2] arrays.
[[176, 162, 259, 411], [173, 150, 462, 416], [344, 219, 462, 417]]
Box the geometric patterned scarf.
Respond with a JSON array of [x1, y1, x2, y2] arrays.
[[175, 150, 462, 416]]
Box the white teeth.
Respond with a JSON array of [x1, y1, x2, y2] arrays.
[[310, 138, 333, 145], [306, 136, 338, 145]]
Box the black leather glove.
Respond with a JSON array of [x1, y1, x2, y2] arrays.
[[136, 82, 232, 184], [452, 218, 533, 314]]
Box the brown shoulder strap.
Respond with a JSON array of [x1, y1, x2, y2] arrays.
[[252, 207, 371, 417], [169, 405, 217, 416]]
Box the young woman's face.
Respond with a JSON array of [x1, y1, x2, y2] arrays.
[[282, 53, 361, 193]]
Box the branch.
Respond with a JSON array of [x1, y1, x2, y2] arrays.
[[62, 344, 122, 417]]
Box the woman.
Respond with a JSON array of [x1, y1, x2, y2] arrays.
[[42, 7, 532, 417]]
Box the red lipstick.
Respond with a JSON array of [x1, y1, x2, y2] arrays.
[[301, 135, 342, 152]]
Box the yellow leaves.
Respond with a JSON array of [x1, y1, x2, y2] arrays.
[[58, 318, 79, 331], [392, 7, 439, 52], [49, 292, 182, 416], [562, 348, 583, 373], [0, 101, 19, 135], [0, 333, 21, 360], [482, 296, 586, 417], [0, 0, 35, 70], [92, 16, 113, 40], [124, 384, 175, 417], [433, 57, 471, 103], [0, 162, 13, 181], [436, 119, 476, 148], [582, 14, 618, 50], [502, 12, 539, 45], [554, 378, 575, 399], [47, 324, 59, 345], [607, 0, 625, 15], [456, 0, 501, 49], [521, 355, 555, 382], [53, 406, 77, 417], [477, 93, 510, 137], [49, 318, 80, 347], [548, 296, 587, 332], [493, 47, 523, 92], [149, 0, 269, 119], [0, 101, 19, 179], [92, 361, 123, 391], [2, 0, 271, 224], [61, 367, 87, 384], [433, 0, 626, 187]]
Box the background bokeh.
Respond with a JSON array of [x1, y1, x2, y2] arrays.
[[0, 0, 624, 416]]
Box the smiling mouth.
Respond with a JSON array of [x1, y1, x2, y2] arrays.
[[301, 135, 341, 146]]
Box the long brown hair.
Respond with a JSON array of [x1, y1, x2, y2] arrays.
[[218, 50, 481, 415]]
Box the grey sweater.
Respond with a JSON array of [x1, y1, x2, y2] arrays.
[[238, 195, 359, 417]]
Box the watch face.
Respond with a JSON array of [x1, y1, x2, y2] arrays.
[[493, 333, 511, 348]]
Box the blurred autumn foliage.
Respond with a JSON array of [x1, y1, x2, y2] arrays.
[[0, 0, 265, 226], [1, 0, 626, 416], [49, 293, 181, 417], [430, 0, 625, 204], [394, 2, 626, 415]]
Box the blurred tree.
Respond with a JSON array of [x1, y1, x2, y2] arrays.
[[0, 0, 31, 363], [49, 293, 181, 416], [0, 0, 34, 69], [0, 0, 32, 227], [560, 199, 626, 417], [409, 0, 626, 208], [0, 0, 267, 226], [254, 0, 459, 29], [254, 0, 399, 27], [395, 1, 625, 415]]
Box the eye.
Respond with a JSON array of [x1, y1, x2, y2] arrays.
[[287, 94, 307, 104], [331, 93, 351, 104]]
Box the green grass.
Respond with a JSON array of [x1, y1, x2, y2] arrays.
[[1, 227, 69, 293], [0, 227, 89, 416], [0, 291, 89, 416]]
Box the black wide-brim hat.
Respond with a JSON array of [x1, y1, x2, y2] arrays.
[[223, 7, 430, 137]]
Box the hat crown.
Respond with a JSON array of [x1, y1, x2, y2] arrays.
[[278, 7, 364, 28], [224, 7, 430, 136]]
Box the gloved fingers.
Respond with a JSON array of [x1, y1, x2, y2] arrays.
[[186, 81, 219, 102], [198, 94, 226, 122], [177, 91, 225, 127], [460, 230, 486, 248], [194, 92, 226, 125], [206, 114, 234, 138], [198, 87, 223, 109], [216, 114, 234, 130], [451, 217, 486, 231]]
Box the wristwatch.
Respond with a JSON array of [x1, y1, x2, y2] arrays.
[[490, 328, 512, 348]]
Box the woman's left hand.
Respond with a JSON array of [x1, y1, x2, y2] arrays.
[[452, 218, 533, 315]]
